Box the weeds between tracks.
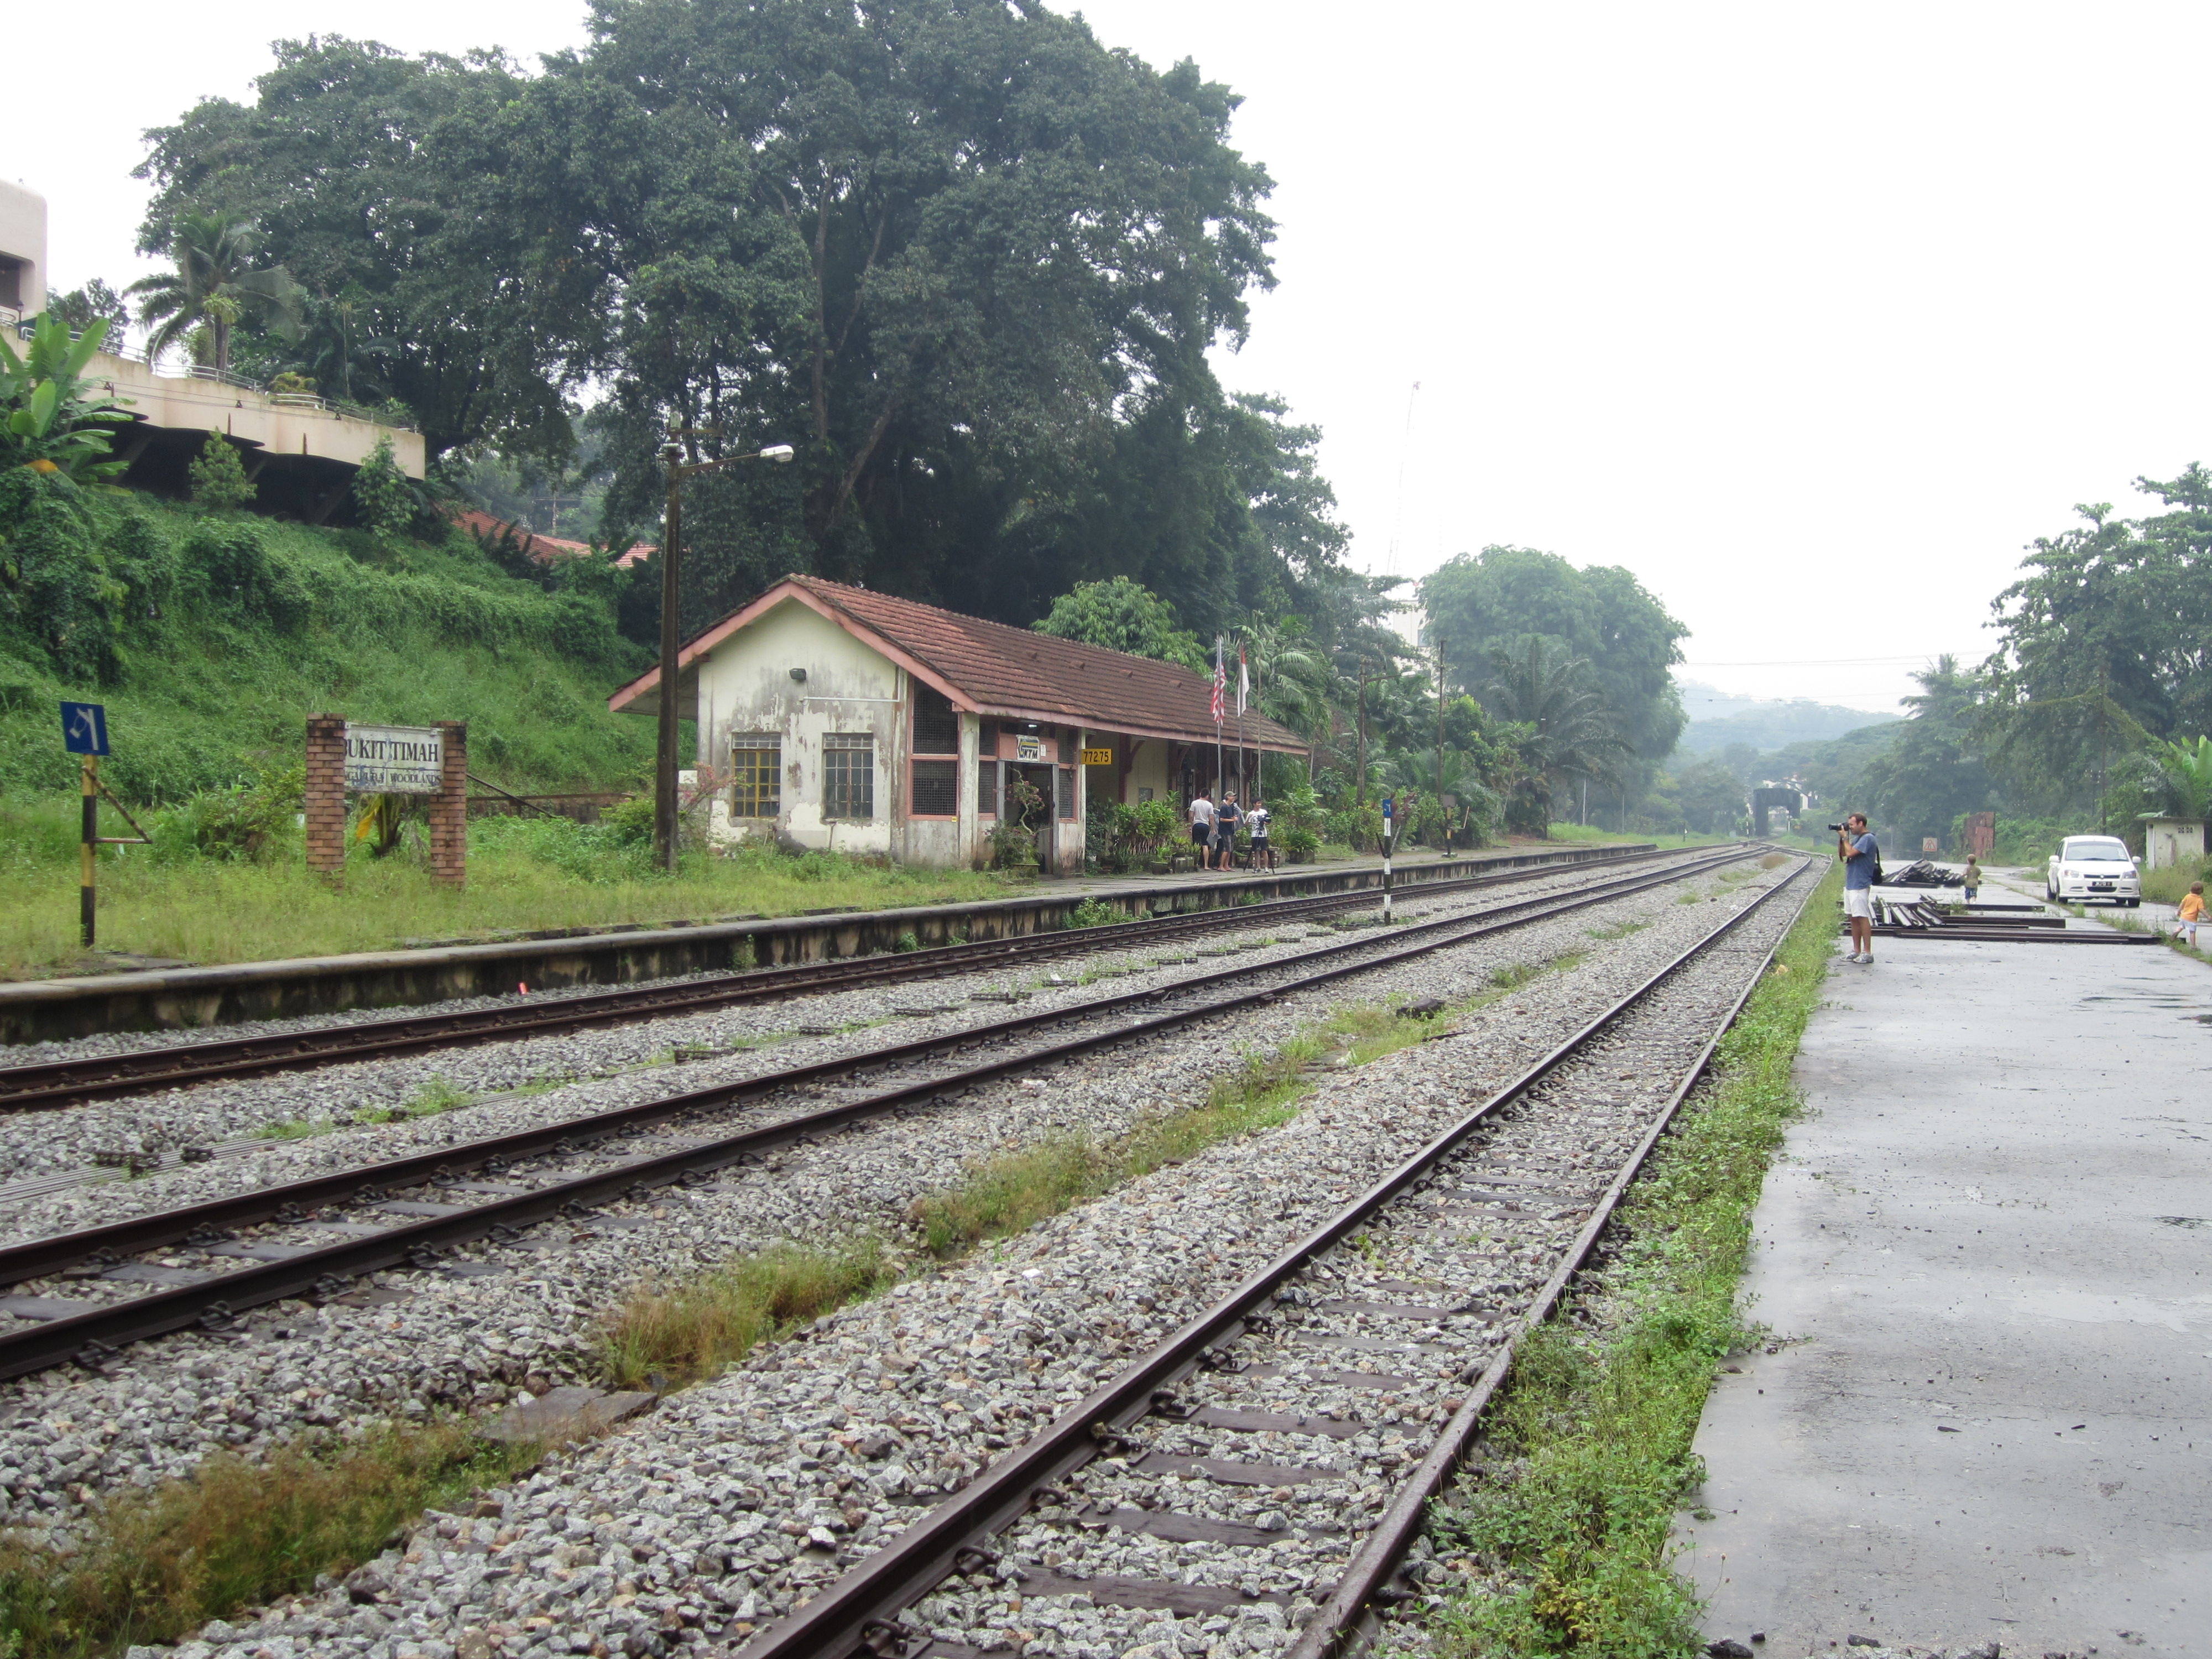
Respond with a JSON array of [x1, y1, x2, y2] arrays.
[[1412, 857, 1839, 1659], [601, 949, 1589, 1390], [0, 1423, 538, 1659], [0, 934, 1586, 1655]]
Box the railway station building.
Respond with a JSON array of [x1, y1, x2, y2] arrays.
[[606, 575, 1309, 873]]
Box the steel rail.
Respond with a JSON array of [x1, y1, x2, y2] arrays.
[[0, 846, 1711, 1113], [734, 856, 1816, 1659], [0, 847, 1770, 1383], [1287, 859, 1825, 1659]]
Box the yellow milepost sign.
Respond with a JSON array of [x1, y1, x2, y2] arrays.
[[1081, 747, 1113, 765]]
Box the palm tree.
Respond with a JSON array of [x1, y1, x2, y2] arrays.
[[1237, 616, 1332, 787], [128, 211, 304, 377], [1481, 635, 1629, 834]]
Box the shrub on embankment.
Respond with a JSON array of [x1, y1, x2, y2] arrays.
[[0, 481, 653, 802]]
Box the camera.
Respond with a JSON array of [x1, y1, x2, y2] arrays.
[[1826, 822, 1845, 832]]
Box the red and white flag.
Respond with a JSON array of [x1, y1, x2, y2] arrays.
[[1211, 638, 1225, 724], [1238, 645, 1249, 716]]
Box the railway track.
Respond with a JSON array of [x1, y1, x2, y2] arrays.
[[727, 854, 1819, 1659], [0, 843, 1771, 1385], [0, 845, 1717, 1114]]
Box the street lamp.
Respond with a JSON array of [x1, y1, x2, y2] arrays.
[[657, 436, 797, 872]]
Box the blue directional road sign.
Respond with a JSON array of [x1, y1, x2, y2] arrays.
[[1380, 796, 1394, 819], [61, 702, 109, 757]]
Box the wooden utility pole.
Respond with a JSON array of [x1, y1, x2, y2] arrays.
[[656, 439, 685, 874]]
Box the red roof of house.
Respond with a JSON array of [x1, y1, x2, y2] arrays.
[[452, 509, 654, 568], [608, 574, 1309, 754]]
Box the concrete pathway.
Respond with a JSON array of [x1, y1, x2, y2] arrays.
[[1676, 911, 2212, 1658]]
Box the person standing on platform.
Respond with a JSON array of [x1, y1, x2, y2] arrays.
[[1188, 789, 1214, 870], [1214, 791, 1241, 871], [1246, 801, 1273, 871], [1840, 812, 1879, 964]]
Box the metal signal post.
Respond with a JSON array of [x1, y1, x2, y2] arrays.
[[60, 702, 148, 950]]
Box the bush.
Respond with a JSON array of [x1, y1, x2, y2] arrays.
[[152, 760, 305, 862], [353, 434, 415, 540], [179, 521, 309, 629], [0, 467, 118, 682], [469, 811, 655, 884], [186, 431, 257, 509]]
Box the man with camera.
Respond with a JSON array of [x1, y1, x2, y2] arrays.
[[1836, 813, 1879, 964]]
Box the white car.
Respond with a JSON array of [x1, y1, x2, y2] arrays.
[[2046, 834, 2142, 906]]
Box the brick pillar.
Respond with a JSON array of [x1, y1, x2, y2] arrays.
[[304, 714, 348, 886], [430, 721, 467, 889]]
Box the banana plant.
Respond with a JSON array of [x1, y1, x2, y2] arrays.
[[1, 315, 132, 479]]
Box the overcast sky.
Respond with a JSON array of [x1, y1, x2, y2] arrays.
[[13, 1, 2208, 714]]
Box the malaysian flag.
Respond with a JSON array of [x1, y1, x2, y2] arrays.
[[1211, 638, 1225, 724]]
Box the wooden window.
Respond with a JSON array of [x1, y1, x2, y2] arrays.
[[977, 757, 998, 817], [911, 759, 958, 817], [911, 683, 959, 757], [823, 733, 875, 820], [1058, 765, 1076, 820], [729, 737, 780, 818]]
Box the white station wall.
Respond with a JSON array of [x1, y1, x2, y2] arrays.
[[693, 600, 899, 857]]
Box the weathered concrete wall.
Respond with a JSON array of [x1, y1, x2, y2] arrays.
[[0, 843, 1658, 1044], [695, 599, 899, 858]]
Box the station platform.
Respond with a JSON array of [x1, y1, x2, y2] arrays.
[[1677, 914, 2210, 1657]]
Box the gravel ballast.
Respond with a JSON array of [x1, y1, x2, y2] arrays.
[[54, 854, 1813, 1659]]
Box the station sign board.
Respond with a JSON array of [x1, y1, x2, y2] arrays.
[[345, 723, 445, 794], [1015, 734, 1045, 763]]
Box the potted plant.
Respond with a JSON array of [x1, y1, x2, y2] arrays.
[[1276, 824, 1319, 864]]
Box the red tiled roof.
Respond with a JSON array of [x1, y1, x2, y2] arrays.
[[451, 509, 654, 568], [609, 574, 1310, 754]]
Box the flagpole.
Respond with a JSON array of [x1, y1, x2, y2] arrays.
[[1213, 635, 1224, 805], [1237, 644, 1249, 806]]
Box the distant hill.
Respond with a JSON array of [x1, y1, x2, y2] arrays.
[[1673, 680, 1900, 755]]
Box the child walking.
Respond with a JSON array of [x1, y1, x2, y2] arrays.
[[2179, 882, 2205, 948]]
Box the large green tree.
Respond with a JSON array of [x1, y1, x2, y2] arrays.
[[1859, 655, 1998, 843], [135, 38, 573, 458], [527, 0, 1284, 619], [1420, 545, 1688, 765], [1033, 576, 1206, 670], [1972, 481, 2212, 812]]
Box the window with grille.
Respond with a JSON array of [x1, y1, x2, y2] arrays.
[[729, 738, 781, 818], [977, 757, 998, 817], [1058, 766, 1076, 820], [911, 683, 959, 758], [911, 760, 958, 817], [823, 734, 875, 820]]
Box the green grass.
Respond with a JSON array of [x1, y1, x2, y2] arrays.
[[0, 496, 651, 806], [0, 799, 1022, 979], [1415, 856, 1840, 1658], [0, 1421, 540, 1659], [598, 1236, 901, 1392]]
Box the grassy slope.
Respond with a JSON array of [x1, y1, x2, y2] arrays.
[[0, 495, 1034, 973], [0, 494, 654, 802]]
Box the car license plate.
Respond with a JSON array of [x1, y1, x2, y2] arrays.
[[2089, 882, 2115, 890]]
